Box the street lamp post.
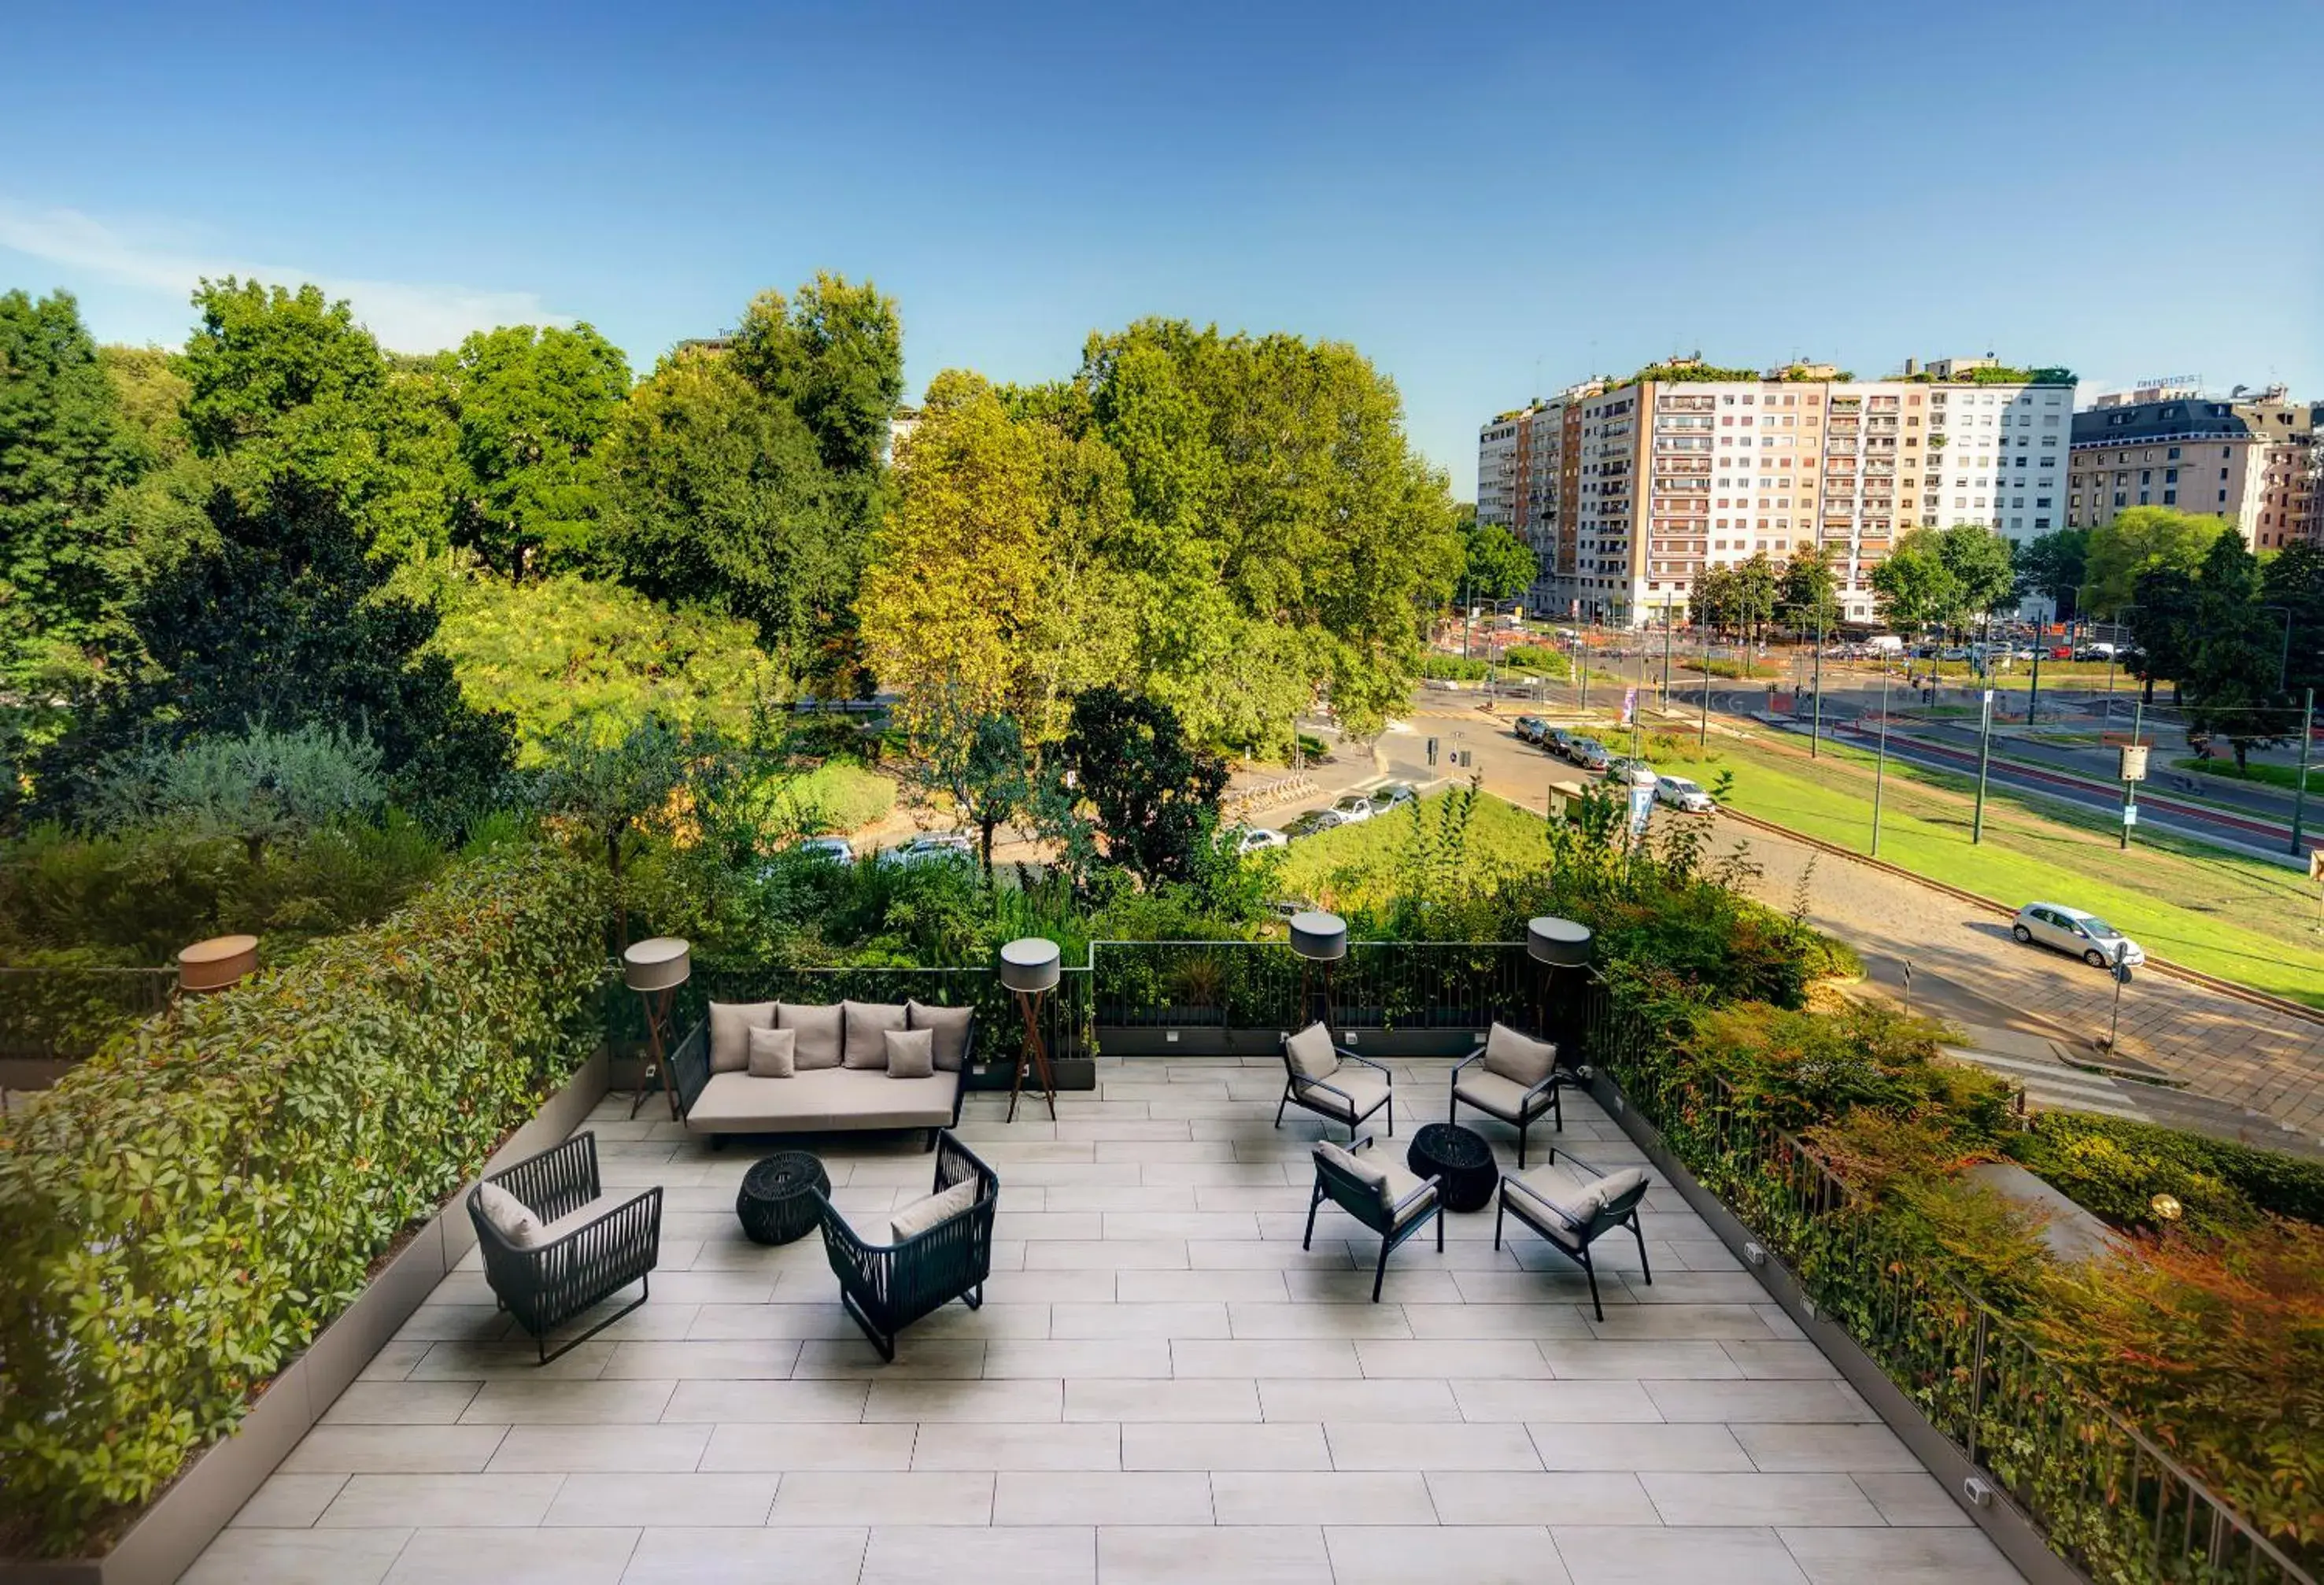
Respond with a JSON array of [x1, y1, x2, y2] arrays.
[[1872, 659, 1892, 858], [1971, 615, 1996, 844], [1810, 599, 1825, 759], [2122, 688, 2146, 852], [2293, 687, 2315, 859], [2027, 600, 2045, 727]]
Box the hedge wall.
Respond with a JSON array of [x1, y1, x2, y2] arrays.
[[0, 844, 606, 1555]]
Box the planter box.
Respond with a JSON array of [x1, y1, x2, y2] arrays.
[[2, 1051, 611, 1585], [1582, 1069, 2086, 1585]]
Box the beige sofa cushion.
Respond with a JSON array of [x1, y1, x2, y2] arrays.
[[885, 1027, 935, 1080], [1481, 1022, 1557, 1088], [842, 1000, 908, 1069], [708, 1001, 777, 1073], [778, 1003, 844, 1070], [747, 1025, 796, 1078], [890, 1176, 979, 1242], [907, 1000, 975, 1072], [686, 1066, 962, 1132]]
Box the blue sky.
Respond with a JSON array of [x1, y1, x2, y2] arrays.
[[5, 0, 2318, 497]]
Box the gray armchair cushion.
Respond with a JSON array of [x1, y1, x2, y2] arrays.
[[746, 1025, 796, 1078], [1284, 1022, 1339, 1081], [1507, 1162, 1650, 1235], [1454, 1069, 1555, 1122], [884, 1027, 936, 1080], [474, 1181, 541, 1244], [890, 1175, 979, 1242], [708, 1001, 777, 1074], [1314, 1139, 1389, 1210], [907, 1000, 975, 1072], [1295, 1069, 1390, 1124], [531, 1192, 633, 1247], [1481, 1022, 1557, 1088], [777, 1002, 845, 1070], [842, 1000, 909, 1070]]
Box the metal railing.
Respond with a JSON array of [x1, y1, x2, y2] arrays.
[[1576, 973, 2317, 1585], [1089, 940, 1533, 1037], [0, 964, 176, 1061]]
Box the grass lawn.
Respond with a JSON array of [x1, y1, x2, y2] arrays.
[[1276, 790, 1548, 914], [1707, 734, 2324, 1006], [781, 759, 896, 834], [2174, 756, 2324, 794]]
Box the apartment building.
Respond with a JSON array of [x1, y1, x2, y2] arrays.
[[1477, 358, 2072, 626], [2066, 384, 2313, 547]]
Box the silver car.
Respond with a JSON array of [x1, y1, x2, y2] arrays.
[[878, 834, 975, 867], [1330, 794, 1375, 826], [1654, 775, 1715, 814], [2012, 903, 2145, 971]]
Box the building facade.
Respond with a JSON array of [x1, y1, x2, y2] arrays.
[[2066, 384, 2314, 548], [1477, 359, 2072, 626]]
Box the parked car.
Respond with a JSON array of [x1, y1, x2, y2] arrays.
[[2075, 642, 2116, 662], [1330, 793, 1375, 826], [1568, 737, 1613, 770], [1284, 809, 1342, 839], [878, 833, 975, 867], [1231, 826, 1288, 855], [1513, 715, 1549, 744], [1368, 781, 1418, 813], [2012, 903, 2145, 972], [793, 836, 856, 864], [1655, 774, 1716, 814], [1603, 756, 1658, 788]]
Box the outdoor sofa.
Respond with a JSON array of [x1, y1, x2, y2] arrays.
[[670, 998, 977, 1150]]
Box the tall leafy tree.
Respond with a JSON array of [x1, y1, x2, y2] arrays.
[[1933, 525, 2017, 622], [2126, 565, 2201, 705], [2262, 540, 2324, 707], [1871, 530, 1960, 634], [1776, 545, 1840, 631], [0, 290, 148, 693], [2184, 534, 2297, 770], [2012, 528, 2088, 619], [449, 324, 631, 577], [1058, 685, 1228, 886], [2081, 506, 2228, 618], [1460, 521, 1537, 605], [1731, 551, 1780, 644]]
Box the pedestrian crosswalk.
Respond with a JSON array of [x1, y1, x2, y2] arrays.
[[1938, 1045, 2153, 1121]]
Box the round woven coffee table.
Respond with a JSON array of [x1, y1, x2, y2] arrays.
[[1408, 1122, 1498, 1214], [737, 1151, 830, 1245]]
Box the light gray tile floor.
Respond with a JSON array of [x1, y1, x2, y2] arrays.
[[186, 1057, 2025, 1583]]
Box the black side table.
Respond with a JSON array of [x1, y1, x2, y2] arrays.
[[737, 1151, 830, 1245], [1409, 1122, 1499, 1214]]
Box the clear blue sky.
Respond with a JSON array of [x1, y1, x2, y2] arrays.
[[5, 0, 2318, 497]]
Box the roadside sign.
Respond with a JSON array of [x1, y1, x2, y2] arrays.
[[1426, 736, 1439, 768], [2308, 849, 2323, 881], [2123, 805, 2139, 827], [2119, 744, 2149, 782], [1620, 686, 1637, 726], [1627, 784, 1654, 837]]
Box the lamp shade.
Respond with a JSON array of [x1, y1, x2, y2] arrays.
[[1288, 911, 1348, 962], [623, 937, 692, 993], [999, 936, 1062, 993], [178, 934, 259, 994], [1526, 916, 1593, 967]]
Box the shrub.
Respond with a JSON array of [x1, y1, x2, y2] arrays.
[[0, 843, 604, 1554], [2011, 1112, 2324, 1235], [1417, 653, 1488, 681]]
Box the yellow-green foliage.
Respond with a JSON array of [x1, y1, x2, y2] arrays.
[[784, 759, 896, 834], [1277, 789, 1546, 912], [429, 570, 783, 764], [0, 844, 606, 1553]]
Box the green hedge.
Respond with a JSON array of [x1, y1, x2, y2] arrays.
[[0, 844, 606, 1554], [2012, 1111, 2324, 1234]]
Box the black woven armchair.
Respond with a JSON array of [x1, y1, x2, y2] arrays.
[[814, 1130, 999, 1362], [467, 1132, 663, 1364], [1303, 1136, 1443, 1302]]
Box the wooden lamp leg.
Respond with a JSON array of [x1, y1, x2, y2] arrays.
[[631, 985, 678, 1121], [1008, 987, 1058, 1124]]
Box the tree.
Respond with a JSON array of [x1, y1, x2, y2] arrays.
[[1871, 530, 1960, 634], [1688, 563, 1737, 634], [1460, 521, 1536, 605], [2262, 540, 2324, 709], [87, 721, 386, 868], [2012, 529, 2088, 619], [448, 323, 631, 577], [895, 689, 1036, 875], [1731, 552, 1779, 645], [0, 290, 148, 693], [2081, 507, 2229, 618], [1933, 525, 2016, 622], [1057, 685, 1228, 885], [2184, 534, 2297, 771], [31, 478, 515, 828], [1776, 545, 1840, 632], [2126, 565, 2201, 704], [530, 712, 696, 948]]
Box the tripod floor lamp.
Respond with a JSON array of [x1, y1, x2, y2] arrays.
[[623, 937, 691, 1121], [999, 936, 1062, 1124], [1526, 915, 1592, 1063], [1290, 911, 1348, 1029]]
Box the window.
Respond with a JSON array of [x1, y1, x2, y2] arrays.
[[2165, 467, 2178, 483], [2035, 517, 2052, 529], [2115, 492, 2128, 506], [2167, 445, 2181, 460], [2164, 490, 2178, 504]]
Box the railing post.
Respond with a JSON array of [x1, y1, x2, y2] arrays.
[[1967, 1309, 1986, 1464]]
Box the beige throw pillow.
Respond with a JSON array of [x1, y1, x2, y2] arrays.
[[1481, 1022, 1557, 1089], [890, 1175, 979, 1242], [842, 1000, 908, 1070], [708, 1000, 777, 1073], [746, 1025, 796, 1078], [907, 1000, 975, 1072], [1314, 1139, 1392, 1214], [777, 1003, 844, 1070], [884, 1027, 936, 1080], [474, 1180, 540, 1245], [1284, 1022, 1339, 1081]]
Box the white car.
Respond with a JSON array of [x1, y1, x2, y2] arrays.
[[1329, 794, 1375, 826], [1367, 782, 1418, 813], [2012, 903, 2145, 971], [1234, 827, 1288, 855], [793, 836, 855, 864], [878, 833, 975, 867], [1654, 775, 1715, 814]]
